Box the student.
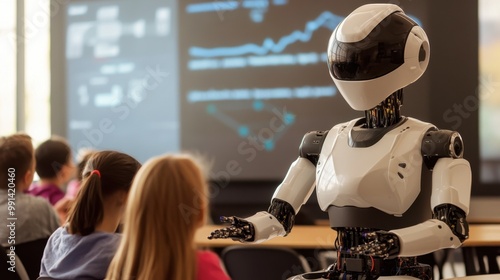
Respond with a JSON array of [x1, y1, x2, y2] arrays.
[[0, 133, 59, 246], [39, 150, 141, 280], [106, 154, 230, 280], [28, 136, 75, 205]]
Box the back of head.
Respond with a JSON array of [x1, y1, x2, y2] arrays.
[[0, 134, 34, 190], [107, 154, 208, 280], [35, 136, 72, 179], [67, 150, 141, 236]]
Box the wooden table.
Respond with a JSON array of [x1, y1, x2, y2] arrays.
[[197, 224, 500, 277], [464, 224, 500, 247], [444, 274, 500, 279], [460, 224, 500, 275], [196, 224, 500, 248], [196, 225, 337, 249]]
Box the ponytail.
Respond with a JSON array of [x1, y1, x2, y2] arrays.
[[66, 151, 141, 236], [67, 171, 105, 235]]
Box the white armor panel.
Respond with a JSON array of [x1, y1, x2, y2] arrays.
[[431, 157, 471, 214], [244, 211, 286, 243], [316, 117, 435, 214], [272, 157, 317, 213]]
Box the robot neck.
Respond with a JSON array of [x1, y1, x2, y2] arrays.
[[364, 89, 403, 128]]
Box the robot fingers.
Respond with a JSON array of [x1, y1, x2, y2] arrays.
[[207, 216, 255, 241], [350, 241, 389, 257], [349, 231, 400, 259]]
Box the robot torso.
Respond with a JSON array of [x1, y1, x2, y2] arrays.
[[316, 117, 435, 216]]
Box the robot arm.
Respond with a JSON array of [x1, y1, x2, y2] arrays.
[[208, 131, 327, 243], [392, 155, 471, 257], [351, 130, 471, 258]]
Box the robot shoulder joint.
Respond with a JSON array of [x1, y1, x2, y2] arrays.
[[299, 130, 329, 166], [422, 129, 464, 170]]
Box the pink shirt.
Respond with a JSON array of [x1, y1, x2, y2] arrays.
[[197, 250, 231, 280], [27, 183, 65, 206]]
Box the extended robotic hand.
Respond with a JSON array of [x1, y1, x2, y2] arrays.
[[350, 231, 401, 259], [207, 211, 287, 243], [208, 216, 255, 242]]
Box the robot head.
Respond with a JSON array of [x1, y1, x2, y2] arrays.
[[327, 4, 430, 111]]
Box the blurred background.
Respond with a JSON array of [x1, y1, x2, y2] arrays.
[[1, 0, 499, 221]]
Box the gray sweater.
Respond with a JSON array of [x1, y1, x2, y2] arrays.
[[0, 189, 59, 246]]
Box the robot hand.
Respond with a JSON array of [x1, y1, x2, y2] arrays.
[[350, 231, 400, 259], [207, 216, 255, 242]]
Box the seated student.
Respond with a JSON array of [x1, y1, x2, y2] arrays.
[[106, 154, 231, 280], [28, 136, 75, 205], [39, 150, 141, 280], [0, 133, 59, 246]]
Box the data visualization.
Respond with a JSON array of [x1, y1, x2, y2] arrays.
[[66, 0, 179, 163], [64, 0, 429, 180], [179, 0, 358, 180]]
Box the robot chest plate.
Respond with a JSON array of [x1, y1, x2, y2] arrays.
[[316, 119, 431, 215]]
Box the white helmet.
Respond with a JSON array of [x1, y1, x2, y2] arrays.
[[327, 4, 430, 111]]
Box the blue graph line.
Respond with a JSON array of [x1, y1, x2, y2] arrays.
[[242, 0, 269, 9], [186, 1, 239, 13], [206, 101, 295, 151], [189, 11, 343, 58]]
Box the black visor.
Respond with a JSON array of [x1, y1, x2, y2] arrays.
[[328, 12, 417, 81]]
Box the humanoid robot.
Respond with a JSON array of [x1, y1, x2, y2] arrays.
[[209, 4, 471, 280]]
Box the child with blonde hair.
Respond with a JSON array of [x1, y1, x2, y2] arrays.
[[106, 154, 230, 280], [40, 150, 141, 280]]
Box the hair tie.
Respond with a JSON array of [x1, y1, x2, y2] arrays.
[[90, 170, 101, 178]]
